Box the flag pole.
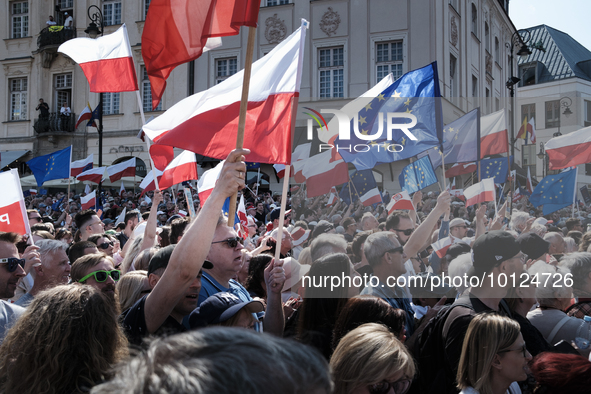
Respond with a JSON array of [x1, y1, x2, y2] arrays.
[[440, 152, 448, 190], [572, 167, 578, 217], [135, 90, 160, 191], [274, 165, 291, 262], [348, 180, 353, 206], [255, 167, 260, 196], [228, 26, 257, 227]]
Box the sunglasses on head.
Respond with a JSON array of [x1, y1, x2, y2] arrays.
[[368, 378, 411, 394], [98, 241, 114, 250], [78, 269, 121, 283], [0, 258, 25, 273], [212, 237, 244, 248], [393, 228, 414, 236]]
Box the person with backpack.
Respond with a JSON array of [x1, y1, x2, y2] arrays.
[[414, 231, 524, 394]]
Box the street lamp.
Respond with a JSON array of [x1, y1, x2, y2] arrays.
[[537, 142, 546, 178], [85, 5, 104, 196], [506, 29, 545, 167]]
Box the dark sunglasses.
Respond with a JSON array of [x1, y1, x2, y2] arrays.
[[98, 241, 114, 250], [393, 228, 414, 236], [78, 269, 121, 283], [0, 258, 25, 273], [212, 237, 244, 248], [368, 378, 411, 394]]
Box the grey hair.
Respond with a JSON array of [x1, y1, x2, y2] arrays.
[[510, 211, 530, 231], [310, 234, 347, 263], [364, 232, 398, 268], [360, 212, 376, 228], [530, 224, 547, 237], [544, 232, 563, 245], [448, 253, 474, 294], [561, 252, 591, 294], [36, 239, 68, 257], [528, 261, 572, 307], [90, 327, 332, 394]]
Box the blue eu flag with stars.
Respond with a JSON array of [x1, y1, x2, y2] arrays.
[[530, 168, 576, 215], [26, 146, 71, 187], [480, 156, 512, 184], [335, 62, 443, 170], [398, 155, 438, 194]]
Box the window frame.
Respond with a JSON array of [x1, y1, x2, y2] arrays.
[[103, 0, 122, 26], [471, 3, 478, 37], [375, 40, 404, 84], [585, 100, 591, 127], [449, 53, 458, 98], [102, 92, 120, 115], [53, 73, 72, 112], [318, 46, 345, 99], [214, 57, 238, 85], [141, 66, 162, 112], [522, 144, 537, 175], [370, 34, 406, 88], [545, 100, 561, 129], [265, 0, 289, 5], [521, 103, 536, 130], [9, 77, 28, 121], [11, 1, 29, 39]]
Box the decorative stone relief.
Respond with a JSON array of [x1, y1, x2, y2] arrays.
[[320, 7, 341, 37], [451, 16, 458, 47], [109, 146, 144, 154], [486, 52, 493, 74], [264, 14, 287, 44]]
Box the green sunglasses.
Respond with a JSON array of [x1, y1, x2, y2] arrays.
[[78, 269, 121, 283]]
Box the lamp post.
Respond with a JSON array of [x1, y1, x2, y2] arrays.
[[555, 96, 573, 137], [537, 142, 546, 178], [506, 29, 545, 167], [85, 5, 104, 197]]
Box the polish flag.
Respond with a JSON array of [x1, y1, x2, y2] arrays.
[[197, 161, 224, 205], [479, 109, 508, 158], [81, 191, 96, 210], [0, 169, 30, 235], [71, 154, 94, 177], [120, 182, 125, 197], [326, 187, 338, 208], [431, 237, 454, 259], [387, 191, 414, 214], [58, 24, 138, 93], [513, 187, 523, 202], [445, 162, 477, 178], [75, 103, 93, 129], [139, 169, 163, 195], [526, 167, 534, 194], [450, 189, 465, 201], [360, 188, 382, 206], [107, 158, 136, 182], [463, 178, 496, 207], [301, 150, 349, 198], [237, 194, 249, 239], [159, 150, 198, 190], [290, 143, 311, 182], [143, 22, 307, 165], [77, 167, 106, 184], [273, 164, 286, 179], [115, 207, 126, 226], [528, 117, 536, 144], [545, 125, 591, 170], [150, 145, 175, 172]]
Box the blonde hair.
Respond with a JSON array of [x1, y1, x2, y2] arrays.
[[116, 270, 149, 312], [456, 313, 521, 394], [330, 323, 415, 394]]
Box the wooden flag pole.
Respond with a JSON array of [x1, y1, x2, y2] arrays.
[[228, 26, 257, 227], [274, 165, 291, 262], [440, 151, 448, 190], [135, 90, 160, 191]]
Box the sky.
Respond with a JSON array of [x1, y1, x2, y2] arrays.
[[509, 0, 591, 52]]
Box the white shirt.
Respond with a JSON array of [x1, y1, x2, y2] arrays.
[[46, 20, 57, 26], [65, 16, 73, 27], [60, 106, 71, 116]]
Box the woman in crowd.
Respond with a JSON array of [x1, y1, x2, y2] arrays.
[[529, 352, 591, 394], [330, 323, 414, 394], [116, 270, 150, 313], [297, 253, 360, 359], [0, 285, 128, 393], [332, 295, 406, 350], [244, 254, 273, 299], [456, 312, 531, 394], [54, 227, 73, 244]]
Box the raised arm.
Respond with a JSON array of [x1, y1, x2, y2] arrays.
[[140, 190, 163, 251], [144, 149, 248, 333], [404, 191, 451, 258]]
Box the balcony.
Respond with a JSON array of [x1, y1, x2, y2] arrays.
[[33, 112, 77, 134], [36, 27, 76, 68]]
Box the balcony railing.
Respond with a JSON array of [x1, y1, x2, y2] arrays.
[[37, 26, 76, 49], [33, 112, 77, 133]]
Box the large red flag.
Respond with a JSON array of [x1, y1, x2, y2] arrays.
[[143, 22, 307, 165], [142, 0, 260, 109], [545, 126, 591, 170], [0, 169, 30, 235], [159, 150, 199, 190]]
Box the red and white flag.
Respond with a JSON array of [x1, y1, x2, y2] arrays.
[[300, 150, 349, 198], [71, 154, 94, 177], [445, 162, 477, 178], [81, 190, 96, 210], [142, 0, 260, 109], [237, 194, 249, 239], [139, 169, 163, 195], [526, 167, 534, 194], [449, 189, 465, 201], [463, 178, 495, 207], [273, 164, 286, 179], [0, 169, 30, 235], [58, 24, 138, 93], [197, 161, 224, 205], [107, 158, 136, 182], [326, 187, 338, 208], [149, 145, 175, 172], [431, 237, 454, 259], [84, 184, 91, 195], [480, 109, 508, 158], [545, 125, 591, 170], [513, 187, 523, 202], [115, 207, 127, 226], [387, 191, 414, 214], [120, 182, 125, 197], [77, 167, 106, 184], [360, 188, 382, 207], [75, 103, 93, 129], [159, 150, 198, 190], [143, 21, 308, 165], [528, 117, 536, 144]]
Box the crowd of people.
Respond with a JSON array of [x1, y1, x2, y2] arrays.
[[2, 148, 591, 393]]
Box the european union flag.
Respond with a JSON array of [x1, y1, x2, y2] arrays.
[[480, 156, 511, 184], [222, 197, 240, 224], [426, 108, 479, 168], [51, 196, 64, 212], [398, 155, 438, 194], [530, 168, 576, 215], [88, 103, 101, 128], [246, 162, 260, 170], [26, 146, 72, 187], [351, 169, 380, 201], [335, 62, 443, 170], [339, 182, 354, 205]]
